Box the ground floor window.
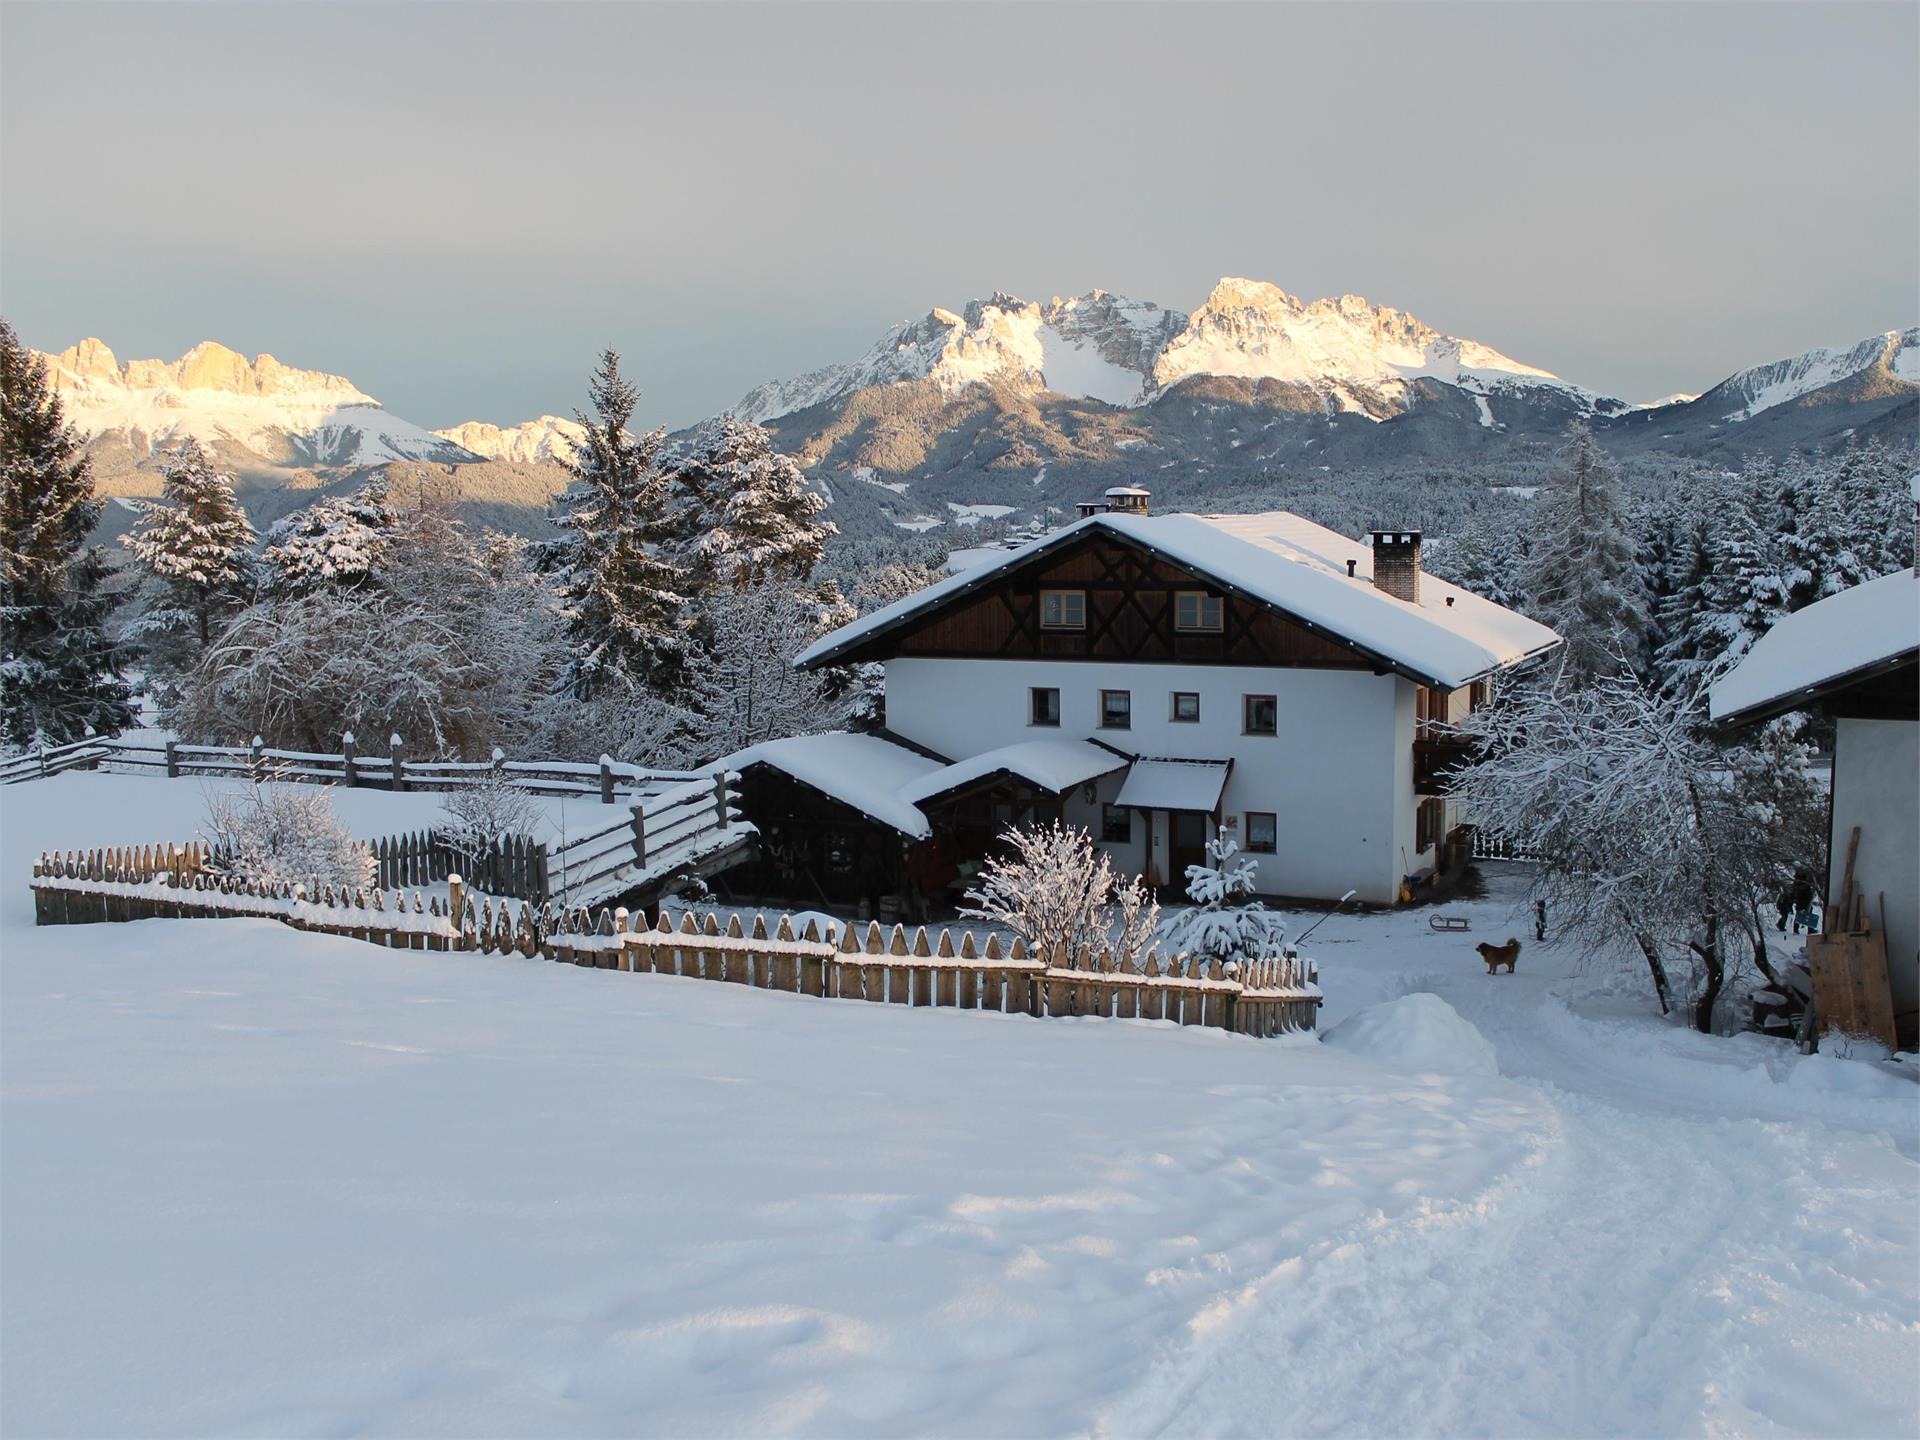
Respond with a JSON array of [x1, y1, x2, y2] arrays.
[[1416, 797, 1445, 853], [1244, 811, 1277, 854], [1100, 689, 1132, 729], [1101, 804, 1132, 843], [1031, 687, 1060, 726]]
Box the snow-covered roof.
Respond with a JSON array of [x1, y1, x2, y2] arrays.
[[1114, 758, 1232, 813], [721, 734, 943, 839], [899, 739, 1128, 807], [1709, 568, 1920, 726], [797, 510, 1561, 689]]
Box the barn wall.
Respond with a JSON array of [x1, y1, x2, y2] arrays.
[[1829, 717, 1919, 1031]]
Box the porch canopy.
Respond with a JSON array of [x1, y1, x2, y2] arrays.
[[1113, 757, 1232, 814]]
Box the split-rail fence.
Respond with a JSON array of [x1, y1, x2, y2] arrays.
[[30, 845, 1323, 1037]]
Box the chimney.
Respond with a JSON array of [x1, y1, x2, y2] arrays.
[[1103, 486, 1151, 516], [1370, 530, 1422, 604]]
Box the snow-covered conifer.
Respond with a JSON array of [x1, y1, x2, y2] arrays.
[[1160, 827, 1286, 968], [669, 416, 835, 593], [548, 351, 690, 698], [1522, 423, 1648, 684], [684, 582, 856, 757], [122, 438, 257, 651], [0, 319, 134, 748], [261, 475, 395, 595]]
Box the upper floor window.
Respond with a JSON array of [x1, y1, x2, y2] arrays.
[[1030, 687, 1061, 727], [1175, 591, 1223, 632], [1100, 689, 1132, 730], [1243, 694, 1277, 736], [1040, 589, 1086, 630], [1171, 691, 1201, 723]]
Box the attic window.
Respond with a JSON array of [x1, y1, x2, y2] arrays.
[[1040, 589, 1086, 630], [1175, 591, 1224, 632]]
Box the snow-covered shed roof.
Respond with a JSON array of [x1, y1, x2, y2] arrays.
[[1113, 758, 1232, 814], [1709, 568, 1920, 726], [797, 510, 1561, 689], [721, 733, 942, 839], [898, 739, 1129, 807]]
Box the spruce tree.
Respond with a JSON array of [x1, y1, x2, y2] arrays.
[[1692, 466, 1789, 682], [261, 475, 395, 595], [123, 437, 257, 650], [550, 350, 690, 698], [0, 319, 134, 747], [669, 416, 835, 593], [1522, 422, 1649, 685]]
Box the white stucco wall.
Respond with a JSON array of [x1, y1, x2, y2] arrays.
[[1828, 718, 1919, 1026], [884, 657, 1409, 903]]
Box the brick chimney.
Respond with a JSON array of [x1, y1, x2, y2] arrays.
[[1370, 530, 1422, 604]]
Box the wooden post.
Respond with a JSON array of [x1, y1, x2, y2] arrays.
[[711, 771, 731, 837], [390, 734, 405, 791], [164, 739, 179, 779], [630, 804, 648, 869], [600, 755, 616, 806], [249, 735, 264, 780], [448, 874, 465, 948], [534, 844, 549, 905], [341, 732, 357, 786]]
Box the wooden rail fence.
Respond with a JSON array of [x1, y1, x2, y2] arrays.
[[30, 847, 1322, 1036], [3, 733, 700, 803]]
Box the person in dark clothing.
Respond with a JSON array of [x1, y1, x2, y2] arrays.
[[1791, 874, 1817, 934]]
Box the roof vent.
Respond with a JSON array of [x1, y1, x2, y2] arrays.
[[1369, 530, 1422, 604]]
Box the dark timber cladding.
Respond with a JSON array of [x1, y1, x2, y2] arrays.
[[831, 532, 1379, 671]]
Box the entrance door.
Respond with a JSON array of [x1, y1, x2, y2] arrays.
[[1170, 812, 1208, 890]]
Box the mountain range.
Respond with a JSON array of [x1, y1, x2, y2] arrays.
[[33, 278, 1918, 540]]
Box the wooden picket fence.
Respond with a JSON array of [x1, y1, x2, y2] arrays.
[[371, 830, 550, 902], [30, 846, 1322, 1037]]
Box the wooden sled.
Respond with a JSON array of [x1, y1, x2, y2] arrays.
[[1428, 915, 1471, 932]]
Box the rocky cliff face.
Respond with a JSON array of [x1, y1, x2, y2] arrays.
[[36, 338, 480, 474], [432, 415, 585, 465]]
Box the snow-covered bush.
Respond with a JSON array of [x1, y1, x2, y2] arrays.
[[439, 767, 540, 867], [204, 783, 374, 892], [961, 822, 1160, 965], [1160, 828, 1286, 969]]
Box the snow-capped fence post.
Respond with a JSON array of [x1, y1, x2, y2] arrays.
[[340, 733, 357, 787], [249, 735, 264, 781], [447, 874, 464, 946], [164, 739, 179, 779], [600, 756, 615, 806], [390, 735, 405, 791]]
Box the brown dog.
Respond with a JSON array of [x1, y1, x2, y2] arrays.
[[1477, 938, 1521, 974]]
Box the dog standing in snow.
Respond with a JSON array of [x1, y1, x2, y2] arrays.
[[1477, 938, 1521, 974]]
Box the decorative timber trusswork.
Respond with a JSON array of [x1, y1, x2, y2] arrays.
[[861, 534, 1375, 671]]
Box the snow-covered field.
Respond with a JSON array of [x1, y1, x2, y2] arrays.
[[3, 773, 1916, 1437]]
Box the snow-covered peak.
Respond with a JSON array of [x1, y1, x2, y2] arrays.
[[1150, 277, 1567, 401], [1706, 328, 1919, 421], [732, 277, 1607, 422], [432, 415, 585, 465], [35, 338, 478, 470], [732, 290, 1188, 421]]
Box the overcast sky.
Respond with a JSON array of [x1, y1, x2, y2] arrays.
[[4, 2, 1915, 431]]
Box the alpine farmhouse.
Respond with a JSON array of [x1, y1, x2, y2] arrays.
[[722, 491, 1562, 916]]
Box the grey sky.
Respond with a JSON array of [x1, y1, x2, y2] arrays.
[[3, 2, 1915, 431]]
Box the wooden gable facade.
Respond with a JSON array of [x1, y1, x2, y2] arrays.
[[831, 531, 1398, 675]]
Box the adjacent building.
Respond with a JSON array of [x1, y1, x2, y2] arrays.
[[1711, 559, 1920, 1047]]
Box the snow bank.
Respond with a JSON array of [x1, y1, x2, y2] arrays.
[[1320, 992, 1501, 1076]]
